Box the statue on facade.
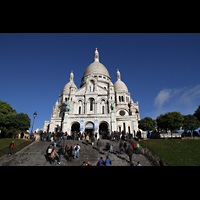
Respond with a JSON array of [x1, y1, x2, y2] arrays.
[[65, 102, 70, 113], [110, 101, 115, 111]]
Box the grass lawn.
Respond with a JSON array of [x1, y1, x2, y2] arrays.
[[139, 139, 200, 166], [0, 138, 27, 151]]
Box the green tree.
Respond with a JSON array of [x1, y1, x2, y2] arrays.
[[0, 100, 17, 137], [138, 117, 156, 138], [183, 114, 200, 137], [138, 117, 155, 132], [0, 100, 17, 116], [156, 112, 184, 138], [15, 113, 31, 131], [194, 105, 200, 122], [156, 114, 168, 133], [0, 100, 30, 138]]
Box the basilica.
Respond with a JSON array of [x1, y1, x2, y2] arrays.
[[43, 48, 142, 138]]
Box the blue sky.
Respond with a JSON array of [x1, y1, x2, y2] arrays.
[[0, 33, 200, 132]]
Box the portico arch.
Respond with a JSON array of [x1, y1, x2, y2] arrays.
[[99, 121, 109, 139], [71, 122, 80, 135], [85, 121, 94, 137]]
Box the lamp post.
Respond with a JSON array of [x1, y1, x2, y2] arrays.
[[31, 111, 37, 133]]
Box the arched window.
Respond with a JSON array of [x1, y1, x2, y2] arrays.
[[79, 106, 81, 114], [89, 98, 94, 111], [89, 80, 94, 92], [101, 99, 105, 114], [102, 106, 104, 114], [122, 96, 124, 102], [78, 100, 82, 114]]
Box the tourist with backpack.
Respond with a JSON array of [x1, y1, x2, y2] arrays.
[[123, 141, 127, 152], [50, 148, 58, 164], [127, 145, 133, 163], [105, 156, 112, 166], [46, 144, 53, 161], [110, 143, 113, 153], [97, 157, 104, 166], [74, 144, 80, 159], [68, 146, 73, 162], [8, 141, 14, 155], [132, 141, 137, 153], [106, 142, 110, 154], [91, 135, 95, 145], [136, 142, 140, 154], [86, 134, 89, 145], [97, 138, 101, 151], [119, 141, 124, 153], [58, 146, 64, 164], [136, 161, 142, 166]]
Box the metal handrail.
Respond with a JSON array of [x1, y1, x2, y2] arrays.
[[129, 138, 169, 166]]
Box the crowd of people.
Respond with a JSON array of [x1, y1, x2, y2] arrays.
[[46, 143, 81, 164], [39, 129, 133, 143], [5, 130, 164, 166], [44, 129, 144, 166]]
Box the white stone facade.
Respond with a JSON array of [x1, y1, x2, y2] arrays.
[[43, 49, 143, 137]]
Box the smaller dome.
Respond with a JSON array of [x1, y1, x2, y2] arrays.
[[114, 69, 128, 92], [114, 80, 128, 92], [62, 81, 77, 94], [62, 71, 77, 94]]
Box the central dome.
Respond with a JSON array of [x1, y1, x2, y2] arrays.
[[83, 61, 110, 77], [83, 48, 110, 78]]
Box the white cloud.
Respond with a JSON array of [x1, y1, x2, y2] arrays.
[[153, 85, 200, 116], [154, 89, 172, 110], [178, 85, 200, 107]]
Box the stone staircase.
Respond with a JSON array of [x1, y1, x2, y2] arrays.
[[60, 139, 152, 166], [0, 139, 152, 166]]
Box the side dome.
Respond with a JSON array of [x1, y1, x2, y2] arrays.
[[62, 71, 77, 95], [114, 69, 128, 92], [62, 82, 77, 95], [114, 80, 128, 92], [82, 48, 110, 78]]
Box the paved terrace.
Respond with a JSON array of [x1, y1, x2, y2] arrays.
[[0, 139, 152, 166]]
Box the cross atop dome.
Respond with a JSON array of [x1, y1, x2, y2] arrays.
[[94, 48, 99, 62]]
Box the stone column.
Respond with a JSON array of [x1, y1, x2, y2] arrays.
[[62, 112, 69, 133]]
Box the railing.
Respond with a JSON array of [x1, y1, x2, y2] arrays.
[[159, 133, 181, 139], [129, 138, 169, 166], [0, 138, 35, 158]]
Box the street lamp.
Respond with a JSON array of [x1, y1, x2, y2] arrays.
[[31, 111, 37, 133]]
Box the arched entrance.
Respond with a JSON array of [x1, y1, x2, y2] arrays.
[[55, 125, 60, 132], [85, 122, 94, 137], [71, 122, 80, 135], [99, 122, 108, 139]]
